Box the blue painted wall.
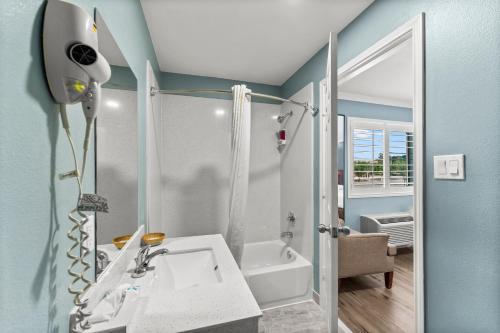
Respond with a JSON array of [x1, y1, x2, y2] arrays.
[[347, 195, 412, 230], [160, 72, 281, 104], [339, 2, 500, 332], [282, 0, 500, 331], [0, 0, 159, 332], [339, 100, 413, 231], [280, 45, 328, 108]]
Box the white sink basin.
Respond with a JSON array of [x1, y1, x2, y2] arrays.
[[151, 248, 222, 290], [85, 235, 261, 333]]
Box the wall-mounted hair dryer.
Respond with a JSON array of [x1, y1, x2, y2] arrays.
[[43, 0, 111, 132], [42, 1, 111, 330]]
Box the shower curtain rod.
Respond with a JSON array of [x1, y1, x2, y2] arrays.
[[150, 87, 319, 116]]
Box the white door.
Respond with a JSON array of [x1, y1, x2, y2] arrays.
[[319, 33, 348, 333]]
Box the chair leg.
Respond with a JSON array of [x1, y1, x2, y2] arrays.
[[384, 272, 394, 289]]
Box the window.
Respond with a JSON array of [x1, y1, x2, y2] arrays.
[[348, 117, 413, 197]]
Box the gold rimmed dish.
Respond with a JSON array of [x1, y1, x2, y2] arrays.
[[142, 232, 165, 247], [112, 234, 132, 250]]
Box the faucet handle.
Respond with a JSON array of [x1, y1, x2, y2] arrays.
[[139, 244, 151, 256], [136, 245, 151, 265]]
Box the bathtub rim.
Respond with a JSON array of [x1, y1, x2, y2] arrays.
[[241, 239, 312, 277]]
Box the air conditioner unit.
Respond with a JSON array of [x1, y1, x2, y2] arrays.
[[360, 213, 414, 247]]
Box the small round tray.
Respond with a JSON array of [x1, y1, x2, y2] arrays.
[[112, 234, 132, 249], [142, 232, 165, 247]]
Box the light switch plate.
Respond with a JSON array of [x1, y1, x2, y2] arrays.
[[433, 154, 465, 180]]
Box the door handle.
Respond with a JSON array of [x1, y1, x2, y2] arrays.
[[318, 224, 351, 238], [318, 224, 332, 234]]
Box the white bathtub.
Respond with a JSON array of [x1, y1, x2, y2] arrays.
[[241, 240, 313, 309]]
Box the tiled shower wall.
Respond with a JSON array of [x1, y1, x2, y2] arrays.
[[156, 94, 281, 242], [279, 84, 314, 262]]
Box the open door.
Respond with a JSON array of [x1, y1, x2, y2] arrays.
[[320, 31, 338, 333], [319, 33, 350, 333]]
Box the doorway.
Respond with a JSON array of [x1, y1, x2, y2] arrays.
[[320, 15, 425, 333]]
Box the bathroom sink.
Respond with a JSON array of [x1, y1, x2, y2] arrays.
[[84, 235, 260, 333], [151, 248, 222, 291]]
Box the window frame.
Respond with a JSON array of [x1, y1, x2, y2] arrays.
[[347, 117, 413, 198]]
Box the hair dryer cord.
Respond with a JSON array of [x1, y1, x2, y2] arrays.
[[59, 105, 93, 331]]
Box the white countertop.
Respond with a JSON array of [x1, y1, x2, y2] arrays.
[[119, 234, 261, 332]]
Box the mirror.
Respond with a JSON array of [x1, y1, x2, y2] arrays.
[[94, 11, 138, 277]]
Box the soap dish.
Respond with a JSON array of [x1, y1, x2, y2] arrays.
[[142, 232, 165, 247], [112, 234, 132, 250]]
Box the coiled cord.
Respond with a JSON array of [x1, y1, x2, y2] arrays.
[[59, 105, 93, 331]]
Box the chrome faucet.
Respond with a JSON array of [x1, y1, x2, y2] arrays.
[[131, 245, 169, 278], [96, 249, 109, 276]]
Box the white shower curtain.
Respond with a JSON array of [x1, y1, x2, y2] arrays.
[[226, 84, 251, 266]]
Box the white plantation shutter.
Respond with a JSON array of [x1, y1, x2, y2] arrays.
[[352, 128, 384, 188], [388, 130, 414, 188], [348, 118, 413, 197]]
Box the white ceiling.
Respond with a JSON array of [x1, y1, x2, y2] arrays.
[[96, 11, 130, 67], [140, 0, 373, 85], [339, 38, 413, 108]]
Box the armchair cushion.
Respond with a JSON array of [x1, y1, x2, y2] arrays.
[[338, 232, 394, 279]]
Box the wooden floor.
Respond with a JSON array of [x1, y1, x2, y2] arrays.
[[339, 248, 414, 333]]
